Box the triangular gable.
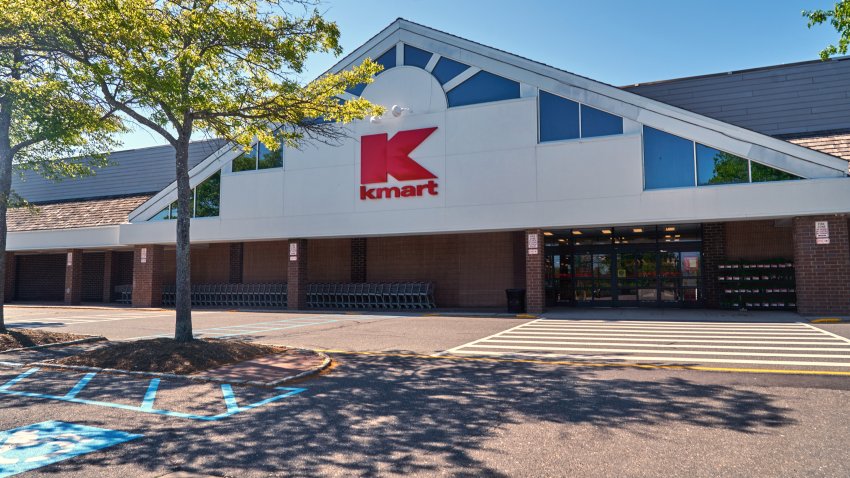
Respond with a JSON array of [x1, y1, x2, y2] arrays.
[[326, 18, 848, 179]]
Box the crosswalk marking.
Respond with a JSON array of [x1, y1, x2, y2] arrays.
[[444, 318, 850, 370]]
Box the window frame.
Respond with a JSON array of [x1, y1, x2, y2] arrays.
[[537, 90, 624, 144]]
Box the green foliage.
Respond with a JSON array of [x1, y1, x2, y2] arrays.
[[708, 152, 748, 185], [804, 1, 850, 59]]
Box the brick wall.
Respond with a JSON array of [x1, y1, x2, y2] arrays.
[[793, 215, 850, 315], [81, 252, 105, 302], [725, 220, 793, 260], [64, 249, 82, 305], [287, 239, 308, 309], [132, 245, 163, 308], [190, 243, 230, 284], [229, 243, 243, 284], [15, 254, 65, 302], [525, 229, 545, 314], [366, 232, 522, 308], [308, 238, 351, 283], [702, 223, 725, 308], [243, 240, 288, 283], [351, 238, 367, 282]]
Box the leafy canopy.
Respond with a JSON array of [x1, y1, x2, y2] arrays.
[[33, 0, 383, 150], [804, 1, 850, 59]]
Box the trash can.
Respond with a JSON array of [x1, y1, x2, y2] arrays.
[[506, 288, 526, 313]]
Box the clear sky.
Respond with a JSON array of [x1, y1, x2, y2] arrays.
[[122, 0, 840, 149]]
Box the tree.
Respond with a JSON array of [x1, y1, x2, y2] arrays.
[[0, 15, 122, 333], [804, 1, 850, 59], [31, 0, 382, 342]]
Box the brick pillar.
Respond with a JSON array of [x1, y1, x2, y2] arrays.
[[64, 249, 83, 305], [793, 215, 850, 315], [229, 243, 244, 284], [702, 223, 726, 308], [102, 251, 114, 303], [287, 239, 308, 310], [132, 245, 164, 308], [525, 229, 545, 314], [4, 252, 15, 303], [351, 238, 367, 283]]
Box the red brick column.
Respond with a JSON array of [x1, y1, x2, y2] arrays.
[[287, 239, 308, 310], [702, 223, 726, 308], [64, 249, 83, 305], [102, 251, 114, 303], [229, 243, 243, 284], [4, 252, 15, 303], [351, 238, 367, 283], [793, 215, 850, 315], [525, 229, 545, 314], [132, 245, 164, 308]]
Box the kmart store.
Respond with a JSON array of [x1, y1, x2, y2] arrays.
[[8, 20, 850, 315]]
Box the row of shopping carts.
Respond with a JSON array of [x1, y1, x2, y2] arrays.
[[160, 283, 287, 308], [306, 282, 436, 309]]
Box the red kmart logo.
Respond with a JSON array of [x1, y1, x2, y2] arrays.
[[360, 127, 438, 200]]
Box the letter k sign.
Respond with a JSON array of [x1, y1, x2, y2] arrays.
[[361, 127, 438, 184]]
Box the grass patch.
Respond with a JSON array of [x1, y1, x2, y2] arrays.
[[0, 329, 92, 352], [54, 338, 290, 375]]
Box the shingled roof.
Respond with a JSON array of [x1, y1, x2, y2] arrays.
[[786, 131, 850, 162], [8, 194, 152, 232]]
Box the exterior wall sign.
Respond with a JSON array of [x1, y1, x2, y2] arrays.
[[140, 248, 147, 263], [360, 127, 439, 200], [527, 232, 539, 255], [66, 252, 73, 266], [289, 242, 298, 261], [816, 221, 830, 245]]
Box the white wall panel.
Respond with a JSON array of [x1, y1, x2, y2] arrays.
[[444, 148, 537, 207], [220, 168, 284, 220], [444, 98, 537, 156]]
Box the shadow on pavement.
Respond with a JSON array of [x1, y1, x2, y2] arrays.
[[0, 355, 796, 477]]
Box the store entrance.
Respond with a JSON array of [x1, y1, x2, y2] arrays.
[[545, 225, 703, 308]]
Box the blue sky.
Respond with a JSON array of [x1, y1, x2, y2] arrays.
[[123, 0, 840, 149]]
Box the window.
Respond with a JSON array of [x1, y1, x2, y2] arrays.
[[345, 83, 367, 97], [580, 104, 623, 138], [375, 47, 396, 73], [232, 142, 282, 172], [539, 91, 579, 142], [431, 57, 469, 85], [751, 162, 801, 182], [403, 44, 432, 69], [195, 171, 220, 217], [696, 144, 748, 185], [538, 91, 624, 143], [148, 170, 221, 221], [643, 126, 695, 189], [447, 71, 520, 107]]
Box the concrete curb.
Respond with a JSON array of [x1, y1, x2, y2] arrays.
[[1, 335, 106, 354], [5, 304, 166, 312], [27, 347, 331, 388], [810, 318, 850, 324]]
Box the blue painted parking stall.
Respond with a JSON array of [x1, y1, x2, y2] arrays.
[[0, 368, 305, 421]]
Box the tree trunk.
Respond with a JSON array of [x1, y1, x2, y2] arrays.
[[0, 102, 11, 335], [173, 135, 193, 343]]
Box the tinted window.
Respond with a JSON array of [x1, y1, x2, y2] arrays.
[[539, 91, 579, 142], [447, 71, 520, 107], [696, 144, 749, 185], [149, 207, 170, 221], [257, 142, 283, 169], [345, 83, 367, 96], [751, 162, 801, 182], [431, 57, 469, 85], [195, 171, 221, 218], [581, 105, 623, 138], [643, 126, 695, 190], [232, 146, 256, 172], [375, 47, 396, 73], [403, 44, 432, 69]]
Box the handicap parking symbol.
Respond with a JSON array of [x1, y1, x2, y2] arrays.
[[0, 421, 141, 477]]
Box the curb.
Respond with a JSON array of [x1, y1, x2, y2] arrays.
[[810, 318, 849, 324], [26, 347, 331, 388], [5, 305, 166, 312], [1, 335, 107, 354]]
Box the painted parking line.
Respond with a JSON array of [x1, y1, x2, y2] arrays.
[[0, 368, 304, 421], [130, 313, 398, 340], [444, 318, 850, 370]]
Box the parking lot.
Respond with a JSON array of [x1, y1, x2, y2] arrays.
[[4, 306, 850, 476]]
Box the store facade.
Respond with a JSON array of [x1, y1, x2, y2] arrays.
[[6, 20, 850, 315]]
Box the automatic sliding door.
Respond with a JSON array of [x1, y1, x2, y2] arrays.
[[574, 252, 612, 304]]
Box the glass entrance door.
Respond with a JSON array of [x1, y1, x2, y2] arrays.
[[574, 252, 613, 305], [615, 251, 659, 306]]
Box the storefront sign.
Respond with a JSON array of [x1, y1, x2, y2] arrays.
[[815, 221, 830, 245], [360, 127, 439, 201]]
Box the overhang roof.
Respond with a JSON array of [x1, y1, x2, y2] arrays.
[[786, 131, 850, 161], [8, 194, 152, 232]]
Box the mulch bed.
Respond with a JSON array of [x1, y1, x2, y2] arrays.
[[0, 329, 91, 352], [54, 338, 290, 375]]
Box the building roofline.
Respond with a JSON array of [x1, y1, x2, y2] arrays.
[[621, 55, 850, 89]]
